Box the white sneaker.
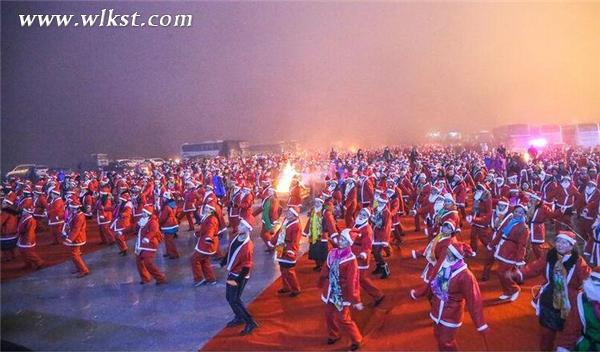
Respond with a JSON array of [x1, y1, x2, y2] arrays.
[[471, 251, 477, 257], [194, 279, 207, 287], [498, 294, 510, 300], [509, 289, 521, 302]]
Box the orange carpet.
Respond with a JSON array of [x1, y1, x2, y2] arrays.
[[202, 219, 544, 351], [1, 222, 135, 282]]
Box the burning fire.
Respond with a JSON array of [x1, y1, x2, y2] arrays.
[[276, 162, 297, 194]]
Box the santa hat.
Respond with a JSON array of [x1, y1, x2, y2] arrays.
[[142, 205, 154, 216], [561, 175, 572, 181], [447, 242, 474, 260], [556, 231, 577, 246], [497, 197, 509, 206], [321, 190, 333, 199], [288, 206, 300, 217], [359, 207, 372, 218], [34, 185, 43, 194], [314, 197, 325, 204], [339, 228, 355, 246]]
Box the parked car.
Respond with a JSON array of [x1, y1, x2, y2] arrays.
[[5, 164, 49, 181]]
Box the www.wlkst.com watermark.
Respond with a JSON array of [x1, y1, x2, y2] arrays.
[[19, 9, 193, 28]]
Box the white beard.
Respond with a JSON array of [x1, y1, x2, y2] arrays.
[[583, 279, 600, 302]]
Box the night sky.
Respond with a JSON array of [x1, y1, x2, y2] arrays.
[[2, 1, 599, 171]]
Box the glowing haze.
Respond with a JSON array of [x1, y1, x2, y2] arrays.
[[2, 1, 599, 170]]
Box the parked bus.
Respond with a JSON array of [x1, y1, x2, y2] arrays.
[[181, 140, 247, 159], [562, 123, 600, 148], [492, 124, 531, 149]]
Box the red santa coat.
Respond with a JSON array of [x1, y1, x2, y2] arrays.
[[351, 222, 374, 269], [225, 233, 254, 279], [194, 214, 219, 255], [344, 186, 358, 219], [159, 204, 179, 233], [82, 193, 94, 217], [304, 205, 338, 243], [274, 219, 301, 265], [182, 189, 198, 212], [359, 177, 374, 206], [386, 187, 404, 226], [112, 201, 133, 232], [1, 208, 18, 239], [528, 204, 557, 243], [64, 212, 87, 246], [449, 181, 467, 207], [415, 183, 432, 208], [238, 190, 255, 225], [490, 218, 529, 266], [541, 180, 558, 205], [288, 185, 303, 207], [47, 197, 65, 226], [228, 190, 241, 219], [318, 249, 361, 307], [135, 215, 162, 253], [554, 184, 580, 213], [577, 188, 600, 221], [17, 213, 37, 248], [96, 197, 114, 225], [372, 208, 392, 246], [412, 263, 488, 331], [418, 235, 460, 283], [471, 198, 493, 242], [33, 194, 48, 219]]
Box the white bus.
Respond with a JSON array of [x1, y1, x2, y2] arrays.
[[181, 140, 247, 159], [562, 123, 600, 148]]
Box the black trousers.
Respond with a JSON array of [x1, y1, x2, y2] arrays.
[[372, 244, 386, 265], [226, 274, 254, 324]]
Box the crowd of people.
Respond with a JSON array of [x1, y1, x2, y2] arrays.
[[1, 144, 600, 351]]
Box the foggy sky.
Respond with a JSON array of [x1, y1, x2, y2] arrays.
[[2, 1, 599, 171]]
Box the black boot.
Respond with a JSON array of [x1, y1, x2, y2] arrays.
[[240, 321, 258, 336], [380, 263, 390, 279], [226, 318, 244, 328], [371, 264, 382, 275]]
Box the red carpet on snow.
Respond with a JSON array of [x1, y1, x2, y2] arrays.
[[202, 218, 544, 351]]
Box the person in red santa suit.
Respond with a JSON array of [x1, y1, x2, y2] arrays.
[[272, 206, 302, 297], [371, 192, 392, 279], [491, 175, 510, 203], [447, 169, 468, 222], [413, 173, 432, 232], [17, 198, 45, 270], [110, 190, 133, 256], [32, 185, 48, 231], [343, 177, 359, 228], [385, 178, 405, 248], [358, 170, 374, 210], [182, 181, 198, 231], [410, 242, 488, 351], [62, 199, 90, 278], [540, 170, 558, 206], [287, 175, 304, 208], [134, 206, 166, 285], [237, 181, 255, 238], [254, 186, 281, 252], [79, 184, 95, 219], [1, 198, 20, 262], [318, 228, 364, 351], [554, 176, 581, 231], [412, 186, 442, 241], [487, 203, 530, 302], [46, 189, 65, 245], [526, 191, 559, 260], [578, 181, 600, 258], [227, 182, 242, 235], [304, 193, 335, 272], [466, 183, 493, 255], [351, 208, 385, 305], [96, 191, 116, 245], [555, 266, 600, 352], [191, 204, 220, 286], [411, 220, 461, 285], [159, 192, 180, 259], [222, 218, 258, 336], [510, 232, 591, 351]]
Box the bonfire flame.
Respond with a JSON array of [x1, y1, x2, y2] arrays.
[[276, 162, 297, 194]]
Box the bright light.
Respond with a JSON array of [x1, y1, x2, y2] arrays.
[[529, 138, 548, 148], [276, 162, 297, 194], [348, 145, 358, 153], [174, 158, 181, 163], [523, 153, 530, 163]]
